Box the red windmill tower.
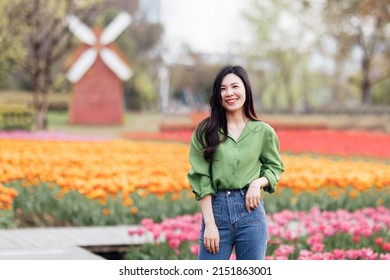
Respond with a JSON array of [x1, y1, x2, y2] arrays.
[[65, 12, 133, 125]]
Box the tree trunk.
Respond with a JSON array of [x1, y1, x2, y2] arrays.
[[361, 53, 372, 106], [332, 53, 344, 105], [270, 84, 279, 113], [284, 75, 294, 113], [36, 105, 47, 130], [301, 70, 310, 113]]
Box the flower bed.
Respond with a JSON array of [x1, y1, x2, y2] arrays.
[[126, 208, 390, 260], [1, 128, 390, 260], [1, 139, 389, 203], [122, 128, 390, 158]]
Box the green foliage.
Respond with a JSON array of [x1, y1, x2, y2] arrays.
[[124, 242, 197, 260], [0, 209, 15, 228], [3, 180, 200, 228], [2, 178, 388, 230], [0, 0, 27, 88], [0, 105, 34, 130], [262, 186, 390, 213], [132, 73, 159, 110], [372, 79, 390, 105]]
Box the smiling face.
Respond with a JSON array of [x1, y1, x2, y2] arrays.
[[220, 73, 246, 114]]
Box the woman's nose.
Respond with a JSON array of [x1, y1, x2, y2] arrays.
[[225, 88, 233, 95]]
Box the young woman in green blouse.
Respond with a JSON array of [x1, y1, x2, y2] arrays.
[[187, 65, 284, 260]]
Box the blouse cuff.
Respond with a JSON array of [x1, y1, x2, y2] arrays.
[[193, 187, 216, 201], [260, 170, 277, 194]]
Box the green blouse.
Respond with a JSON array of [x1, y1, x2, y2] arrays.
[[187, 120, 285, 201]]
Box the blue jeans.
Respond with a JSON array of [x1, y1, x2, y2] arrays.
[[198, 187, 268, 260]]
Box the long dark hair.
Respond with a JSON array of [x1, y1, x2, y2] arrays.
[[196, 65, 258, 162]]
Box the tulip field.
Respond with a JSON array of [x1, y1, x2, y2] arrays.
[[0, 127, 390, 259]]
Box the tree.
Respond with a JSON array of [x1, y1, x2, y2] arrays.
[[3, 0, 103, 129], [0, 1, 26, 88], [241, 0, 319, 113], [324, 0, 390, 106]]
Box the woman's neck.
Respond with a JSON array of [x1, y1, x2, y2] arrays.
[[226, 111, 248, 129]]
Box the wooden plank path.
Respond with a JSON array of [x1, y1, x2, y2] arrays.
[[0, 225, 154, 260]]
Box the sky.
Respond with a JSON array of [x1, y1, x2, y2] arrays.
[[159, 0, 248, 55]]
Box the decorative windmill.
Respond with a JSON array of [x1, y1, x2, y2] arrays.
[[65, 12, 133, 125]]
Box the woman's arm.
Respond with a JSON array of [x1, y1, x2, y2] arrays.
[[259, 125, 285, 193], [199, 194, 219, 254]]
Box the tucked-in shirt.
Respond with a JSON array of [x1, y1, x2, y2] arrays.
[[187, 120, 285, 200]]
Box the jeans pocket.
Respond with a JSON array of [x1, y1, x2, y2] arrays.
[[238, 202, 265, 224]]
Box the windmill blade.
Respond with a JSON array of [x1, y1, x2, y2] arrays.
[[67, 14, 97, 45], [100, 12, 132, 46], [66, 48, 98, 83], [100, 48, 133, 81]]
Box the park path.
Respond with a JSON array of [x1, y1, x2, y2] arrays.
[[0, 225, 153, 260]]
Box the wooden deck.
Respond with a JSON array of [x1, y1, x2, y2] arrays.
[[0, 225, 154, 260]]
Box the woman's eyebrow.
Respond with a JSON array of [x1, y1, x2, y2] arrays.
[[221, 82, 239, 87]]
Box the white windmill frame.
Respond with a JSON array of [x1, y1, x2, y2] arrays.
[[66, 12, 133, 83]]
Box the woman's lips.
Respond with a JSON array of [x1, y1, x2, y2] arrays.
[[225, 98, 238, 105]]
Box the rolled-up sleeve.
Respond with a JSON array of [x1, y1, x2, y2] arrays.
[[260, 126, 285, 193], [187, 132, 216, 200]]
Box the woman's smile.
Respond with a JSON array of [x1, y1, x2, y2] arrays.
[[225, 97, 239, 105]]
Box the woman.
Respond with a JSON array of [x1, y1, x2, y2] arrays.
[[187, 65, 284, 260]]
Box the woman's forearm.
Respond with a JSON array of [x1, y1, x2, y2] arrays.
[[250, 177, 269, 189], [199, 194, 216, 226]]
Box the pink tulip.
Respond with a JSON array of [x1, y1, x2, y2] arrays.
[[360, 248, 378, 260], [128, 227, 146, 236], [346, 249, 361, 260], [151, 226, 163, 240], [323, 226, 336, 237], [275, 244, 295, 257], [322, 252, 334, 260], [360, 227, 373, 238], [298, 250, 313, 260], [141, 218, 154, 228], [190, 244, 199, 256], [168, 238, 181, 255], [310, 253, 325, 260], [375, 237, 383, 246], [383, 242, 390, 251], [352, 235, 361, 244], [380, 253, 390, 260], [165, 229, 176, 240], [307, 233, 323, 246], [311, 243, 325, 253], [333, 249, 346, 260]]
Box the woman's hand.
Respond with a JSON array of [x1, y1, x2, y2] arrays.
[[203, 222, 220, 254], [246, 177, 269, 213]]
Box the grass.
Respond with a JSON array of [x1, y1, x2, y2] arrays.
[[45, 110, 164, 138]]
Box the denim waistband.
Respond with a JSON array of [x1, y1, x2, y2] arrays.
[[215, 187, 248, 198]]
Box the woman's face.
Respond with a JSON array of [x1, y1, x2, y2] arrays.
[[220, 73, 246, 113]]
